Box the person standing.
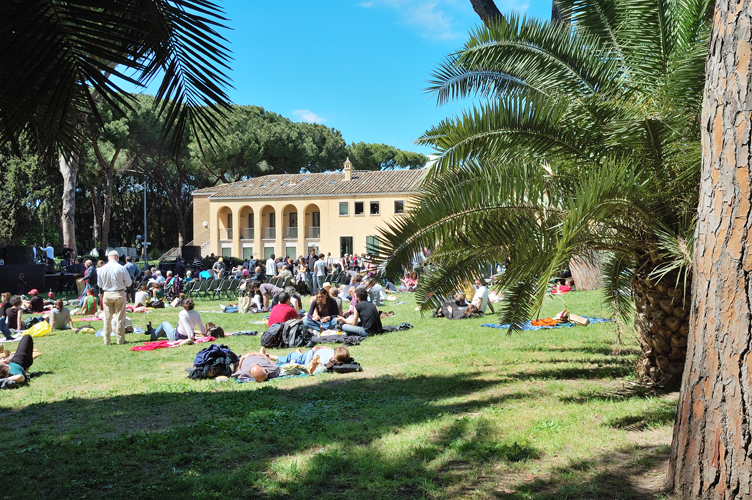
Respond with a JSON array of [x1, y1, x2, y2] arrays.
[[124, 256, 141, 302], [265, 254, 276, 278], [97, 250, 132, 345], [80, 259, 97, 307], [314, 253, 327, 290], [305, 250, 318, 295], [44, 242, 55, 264]]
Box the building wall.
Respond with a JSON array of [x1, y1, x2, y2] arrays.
[[194, 192, 413, 259], [192, 194, 211, 246]]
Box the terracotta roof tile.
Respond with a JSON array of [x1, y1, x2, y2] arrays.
[[193, 170, 424, 198]]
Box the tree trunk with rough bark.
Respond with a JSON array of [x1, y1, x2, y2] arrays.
[[59, 152, 79, 256], [632, 257, 690, 385], [468, 0, 502, 27], [667, 0, 752, 496], [569, 251, 602, 291], [90, 186, 102, 250]]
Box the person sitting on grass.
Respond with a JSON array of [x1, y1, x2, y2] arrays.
[[146, 298, 206, 342], [3, 295, 23, 332], [303, 288, 339, 332], [336, 287, 382, 337], [232, 348, 280, 382], [150, 282, 164, 304], [267, 292, 299, 326], [265, 346, 350, 374], [0, 334, 35, 384], [49, 299, 75, 330], [74, 288, 98, 315], [25, 289, 45, 313], [470, 278, 489, 314], [552, 277, 574, 294], [134, 284, 150, 307]]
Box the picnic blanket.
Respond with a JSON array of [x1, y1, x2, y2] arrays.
[[482, 316, 614, 331], [73, 316, 101, 322], [130, 336, 216, 351]]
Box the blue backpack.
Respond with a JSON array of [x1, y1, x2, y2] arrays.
[[189, 344, 239, 379]]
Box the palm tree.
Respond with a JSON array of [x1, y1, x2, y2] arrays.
[[0, 0, 233, 254], [378, 0, 711, 384]]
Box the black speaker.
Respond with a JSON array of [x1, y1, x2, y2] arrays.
[[4, 245, 35, 264], [181, 246, 202, 261]]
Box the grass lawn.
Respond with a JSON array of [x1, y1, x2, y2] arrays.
[[0, 290, 679, 499]]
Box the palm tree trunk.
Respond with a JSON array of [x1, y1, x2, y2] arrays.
[[632, 260, 689, 385], [468, 0, 503, 26]]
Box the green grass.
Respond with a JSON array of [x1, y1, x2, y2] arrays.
[[0, 290, 676, 499]]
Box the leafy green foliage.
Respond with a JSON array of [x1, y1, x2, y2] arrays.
[[0, 0, 233, 157], [379, 0, 709, 331], [346, 142, 428, 171]]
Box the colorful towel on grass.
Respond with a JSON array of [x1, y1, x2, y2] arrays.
[[130, 336, 216, 351], [73, 316, 101, 322], [482, 316, 614, 331]]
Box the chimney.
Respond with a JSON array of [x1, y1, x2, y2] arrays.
[[344, 157, 352, 181]]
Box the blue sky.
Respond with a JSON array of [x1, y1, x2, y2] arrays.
[[175, 1, 551, 155]]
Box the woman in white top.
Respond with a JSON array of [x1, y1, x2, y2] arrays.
[[471, 278, 489, 313], [134, 284, 150, 307], [148, 299, 207, 341]]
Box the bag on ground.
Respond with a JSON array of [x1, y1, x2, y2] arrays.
[[188, 343, 238, 379]]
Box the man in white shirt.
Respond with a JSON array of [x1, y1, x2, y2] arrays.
[[471, 278, 489, 314], [266, 254, 277, 278], [44, 243, 54, 263], [97, 250, 132, 345]]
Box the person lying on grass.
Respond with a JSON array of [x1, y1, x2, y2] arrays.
[[0, 335, 34, 384], [265, 345, 351, 374], [146, 299, 206, 342], [232, 348, 281, 382]]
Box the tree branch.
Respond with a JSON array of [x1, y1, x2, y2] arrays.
[[469, 0, 503, 27]]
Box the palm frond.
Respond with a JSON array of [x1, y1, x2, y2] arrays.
[[601, 252, 635, 323], [0, 0, 233, 157]]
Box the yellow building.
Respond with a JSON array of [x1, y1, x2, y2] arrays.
[[191, 159, 423, 260]]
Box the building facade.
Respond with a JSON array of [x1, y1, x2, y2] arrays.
[[191, 159, 423, 260]]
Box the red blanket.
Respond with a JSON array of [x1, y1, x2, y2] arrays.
[[130, 336, 216, 351]]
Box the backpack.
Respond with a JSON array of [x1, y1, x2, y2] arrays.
[[261, 322, 283, 348], [281, 318, 311, 348], [206, 323, 225, 338], [188, 344, 238, 380], [23, 316, 41, 329]]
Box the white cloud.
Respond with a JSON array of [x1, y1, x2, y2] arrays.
[[364, 1, 463, 41], [292, 109, 326, 123], [358, 1, 373, 7], [406, 2, 457, 40]]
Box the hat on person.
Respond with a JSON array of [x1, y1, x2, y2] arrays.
[[108, 250, 119, 257], [29, 289, 38, 295], [322, 282, 332, 289], [218, 257, 223, 262], [48, 291, 54, 298]]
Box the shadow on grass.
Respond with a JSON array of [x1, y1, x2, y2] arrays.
[[0, 372, 544, 499], [515, 345, 641, 357], [504, 360, 635, 381], [606, 402, 677, 430], [500, 444, 671, 500]]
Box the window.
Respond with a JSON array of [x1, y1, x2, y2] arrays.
[[269, 212, 275, 228], [312, 211, 320, 227], [354, 201, 364, 216], [339, 201, 349, 216], [289, 212, 298, 228], [394, 200, 404, 214], [340, 236, 353, 257], [227, 214, 233, 228], [366, 235, 380, 257], [370, 201, 380, 215]]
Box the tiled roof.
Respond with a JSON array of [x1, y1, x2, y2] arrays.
[[193, 170, 425, 198]]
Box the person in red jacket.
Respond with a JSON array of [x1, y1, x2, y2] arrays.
[[267, 292, 299, 326]]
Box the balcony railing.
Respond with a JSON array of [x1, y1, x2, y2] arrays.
[[263, 227, 276, 239], [284, 227, 298, 239], [220, 228, 232, 240], [241, 228, 254, 240], [307, 226, 320, 239]]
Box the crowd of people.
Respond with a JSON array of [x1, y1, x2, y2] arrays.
[[1, 243, 522, 387]]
